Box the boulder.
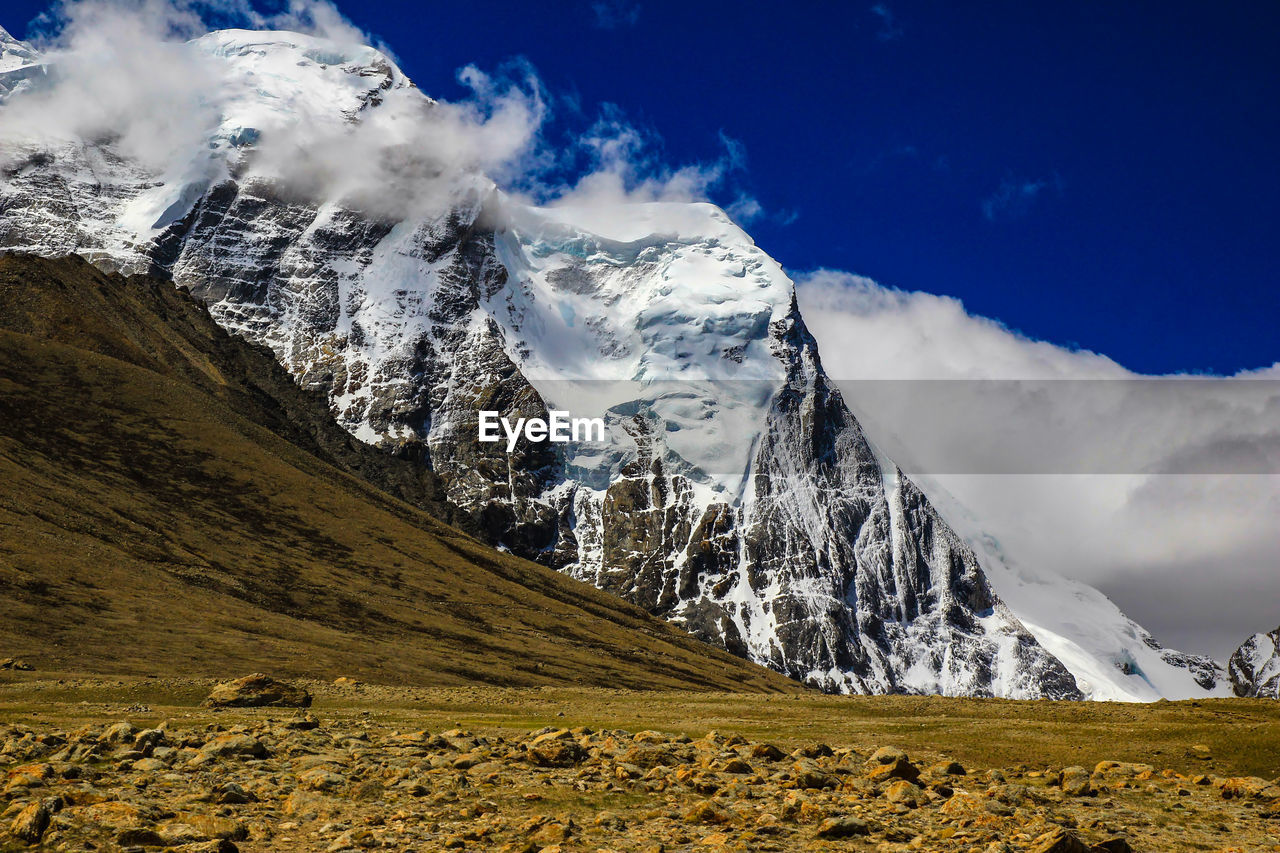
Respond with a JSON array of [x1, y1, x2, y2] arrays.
[[683, 800, 731, 825], [632, 730, 667, 744], [202, 674, 312, 708], [298, 768, 345, 791], [1059, 766, 1093, 796], [101, 721, 137, 745], [865, 755, 921, 784], [792, 758, 839, 789], [10, 800, 50, 842], [885, 779, 924, 807], [1092, 839, 1135, 853], [199, 733, 268, 759], [927, 760, 966, 776], [526, 739, 585, 767], [815, 816, 869, 839], [750, 742, 786, 761], [1029, 828, 1092, 853], [868, 745, 908, 765]]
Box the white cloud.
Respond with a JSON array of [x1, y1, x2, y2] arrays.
[[0, 1, 553, 220], [796, 269, 1280, 660], [869, 3, 903, 41], [261, 0, 371, 48], [534, 106, 757, 215], [592, 0, 641, 30], [2, 0, 757, 223], [1, 0, 223, 172], [981, 172, 1065, 220], [725, 193, 763, 225]]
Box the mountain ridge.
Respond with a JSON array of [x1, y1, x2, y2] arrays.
[[0, 25, 1230, 700], [1229, 626, 1280, 698], [0, 252, 799, 693]]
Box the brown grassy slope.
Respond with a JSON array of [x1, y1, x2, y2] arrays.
[[0, 252, 468, 528], [0, 254, 799, 693]]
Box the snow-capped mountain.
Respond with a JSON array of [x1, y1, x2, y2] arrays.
[[0, 25, 40, 96], [1229, 627, 1280, 698], [0, 25, 1230, 699]]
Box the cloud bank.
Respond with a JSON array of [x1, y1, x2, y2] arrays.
[[1, 0, 757, 222], [796, 269, 1280, 660]]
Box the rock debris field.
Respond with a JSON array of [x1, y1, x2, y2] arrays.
[[1, 676, 1278, 852]]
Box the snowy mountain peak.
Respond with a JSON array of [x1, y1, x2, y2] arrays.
[[0, 24, 1233, 701], [0, 25, 40, 93], [1229, 626, 1280, 698], [192, 27, 412, 117]]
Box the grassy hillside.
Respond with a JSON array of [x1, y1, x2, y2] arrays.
[[0, 254, 798, 693]]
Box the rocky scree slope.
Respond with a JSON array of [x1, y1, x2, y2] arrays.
[[0, 26, 1228, 700]]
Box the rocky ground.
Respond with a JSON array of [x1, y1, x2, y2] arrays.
[[1, 677, 1278, 852]]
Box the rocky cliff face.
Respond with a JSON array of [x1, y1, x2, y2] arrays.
[[0, 25, 1229, 698], [1229, 627, 1280, 698]]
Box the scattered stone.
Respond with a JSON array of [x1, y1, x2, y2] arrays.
[[213, 781, 256, 805], [0, 695, 1267, 852], [928, 760, 966, 776], [202, 673, 312, 708], [619, 744, 677, 769], [1059, 766, 1093, 796], [1029, 828, 1092, 853], [868, 745, 907, 765], [199, 733, 267, 759], [884, 779, 923, 807], [865, 755, 920, 784], [4, 762, 55, 792], [179, 842, 239, 853], [793, 758, 838, 789], [101, 721, 137, 744], [285, 712, 321, 730], [0, 658, 34, 671], [815, 816, 869, 838], [529, 819, 574, 844], [750, 742, 786, 761], [526, 738, 585, 767], [1093, 760, 1154, 778], [299, 768, 346, 791], [1218, 775, 1280, 800], [683, 800, 731, 825], [10, 800, 51, 842]]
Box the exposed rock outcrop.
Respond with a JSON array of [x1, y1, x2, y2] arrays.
[[1229, 626, 1280, 698]]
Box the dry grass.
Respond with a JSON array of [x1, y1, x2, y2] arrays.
[[0, 254, 795, 695], [3, 675, 1278, 781]]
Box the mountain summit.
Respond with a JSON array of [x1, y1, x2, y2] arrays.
[[1229, 626, 1280, 698], [0, 26, 1229, 699]]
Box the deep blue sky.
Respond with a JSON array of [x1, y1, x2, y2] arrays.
[[8, 1, 1278, 374]]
